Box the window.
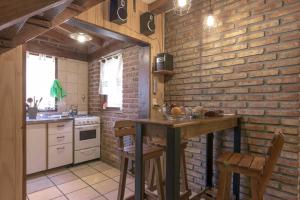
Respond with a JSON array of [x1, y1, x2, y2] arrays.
[[99, 54, 123, 108], [26, 52, 56, 111]]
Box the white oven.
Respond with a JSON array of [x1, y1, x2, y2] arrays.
[[75, 124, 100, 150], [74, 116, 100, 164]]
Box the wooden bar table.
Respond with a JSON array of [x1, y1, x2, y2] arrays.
[[133, 115, 241, 200]]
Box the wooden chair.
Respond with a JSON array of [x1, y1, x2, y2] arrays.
[[147, 137, 191, 200], [114, 120, 165, 200], [216, 129, 284, 200]]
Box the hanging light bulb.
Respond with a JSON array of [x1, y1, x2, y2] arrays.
[[203, 0, 217, 30], [173, 0, 192, 16], [206, 14, 216, 27], [177, 0, 187, 7]]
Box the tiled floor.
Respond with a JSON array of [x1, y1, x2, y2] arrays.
[[26, 160, 134, 200]]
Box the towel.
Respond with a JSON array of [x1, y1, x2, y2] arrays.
[[50, 79, 67, 100]]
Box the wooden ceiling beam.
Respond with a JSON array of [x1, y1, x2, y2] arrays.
[[0, 0, 104, 54], [0, 0, 72, 31], [149, 0, 172, 14], [0, 20, 27, 40], [0, 39, 14, 48], [26, 40, 88, 61], [38, 0, 73, 21], [26, 18, 52, 28], [88, 40, 132, 62], [66, 18, 148, 47]]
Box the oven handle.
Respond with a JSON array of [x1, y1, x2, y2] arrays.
[[75, 124, 100, 130]]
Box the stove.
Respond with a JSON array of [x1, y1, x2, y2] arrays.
[[74, 115, 101, 164], [74, 115, 100, 126]]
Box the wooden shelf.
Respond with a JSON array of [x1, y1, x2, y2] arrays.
[[153, 70, 175, 75]]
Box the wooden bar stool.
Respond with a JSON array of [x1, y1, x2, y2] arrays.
[[147, 137, 191, 200], [114, 120, 165, 200], [216, 129, 284, 200]]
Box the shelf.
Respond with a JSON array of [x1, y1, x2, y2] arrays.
[[153, 70, 175, 75]]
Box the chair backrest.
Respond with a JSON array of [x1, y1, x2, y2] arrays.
[[114, 120, 136, 137], [114, 120, 136, 149], [260, 129, 284, 192]]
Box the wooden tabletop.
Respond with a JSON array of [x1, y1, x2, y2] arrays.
[[132, 115, 240, 128]]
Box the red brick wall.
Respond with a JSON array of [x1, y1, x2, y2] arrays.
[[88, 45, 140, 166], [165, 0, 300, 199]]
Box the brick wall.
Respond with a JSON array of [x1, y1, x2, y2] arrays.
[[88, 45, 140, 166], [165, 0, 300, 199]]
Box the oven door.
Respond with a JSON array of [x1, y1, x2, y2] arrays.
[[74, 124, 100, 150]]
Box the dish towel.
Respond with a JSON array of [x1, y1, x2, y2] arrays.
[[50, 79, 67, 100]]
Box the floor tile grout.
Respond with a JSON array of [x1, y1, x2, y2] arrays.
[[27, 160, 125, 200]]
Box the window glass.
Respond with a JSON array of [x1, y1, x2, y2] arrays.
[[99, 54, 123, 108], [26, 52, 56, 111]]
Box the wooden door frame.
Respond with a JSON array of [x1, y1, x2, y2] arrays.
[[22, 18, 152, 199]]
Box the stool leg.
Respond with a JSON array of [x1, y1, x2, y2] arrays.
[[251, 178, 262, 200], [217, 165, 231, 200], [154, 157, 165, 200], [147, 159, 155, 190], [118, 155, 128, 200], [180, 149, 190, 195]]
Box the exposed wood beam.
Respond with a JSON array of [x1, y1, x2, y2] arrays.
[[26, 40, 88, 61], [88, 40, 132, 62], [0, 39, 14, 48], [0, 0, 72, 31], [38, 0, 73, 21], [26, 18, 52, 28], [0, 20, 27, 40], [66, 18, 148, 47], [0, 0, 104, 54], [149, 0, 172, 14]]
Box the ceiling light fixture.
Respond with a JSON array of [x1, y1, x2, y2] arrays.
[[204, 0, 217, 30], [173, 0, 192, 16], [69, 32, 92, 43]]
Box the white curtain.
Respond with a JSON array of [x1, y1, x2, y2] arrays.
[[99, 54, 123, 108]]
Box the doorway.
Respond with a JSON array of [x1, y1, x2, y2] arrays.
[[24, 18, 151, 200]]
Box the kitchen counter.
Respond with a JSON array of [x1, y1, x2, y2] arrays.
[[26, 116, 74, 125]]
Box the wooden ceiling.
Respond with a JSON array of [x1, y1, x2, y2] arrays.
[[26, 21, 132, 62], [0, 0, 105, 54]]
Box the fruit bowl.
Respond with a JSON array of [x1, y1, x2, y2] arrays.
[[163, 113, 187, 121]]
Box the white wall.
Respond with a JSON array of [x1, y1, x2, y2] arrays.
[[57, 57, 88, 113]]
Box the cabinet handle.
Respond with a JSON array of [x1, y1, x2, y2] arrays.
[[57, 136, 65, 139], [57, 147, 65, 150], [57, 124, 65, 128]]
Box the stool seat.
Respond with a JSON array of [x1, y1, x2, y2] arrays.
[[120, 145, 164, 160], [217, 152, 266, 177]]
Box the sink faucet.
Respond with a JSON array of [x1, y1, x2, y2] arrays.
[[69, 105, 78, 116]]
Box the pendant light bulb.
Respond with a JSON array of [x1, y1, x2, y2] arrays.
[[177, 0, 187, 7], [206, 14, 216, 27]]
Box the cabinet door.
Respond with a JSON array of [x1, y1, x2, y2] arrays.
[[48, 143, 73, 169], [26, 124, 47, 175]]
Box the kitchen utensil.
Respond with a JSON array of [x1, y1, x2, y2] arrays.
[[37, 97, 43, 107], [27, 98, 33, 107]]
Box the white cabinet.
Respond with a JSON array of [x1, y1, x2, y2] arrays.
[[26, 124, 47, 175], [48, 143, 73, 169], [48, 121, 73, 169]]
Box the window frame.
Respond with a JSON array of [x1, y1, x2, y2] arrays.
[[99, 54, 123, 110], [26, 52, 58, 112]]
